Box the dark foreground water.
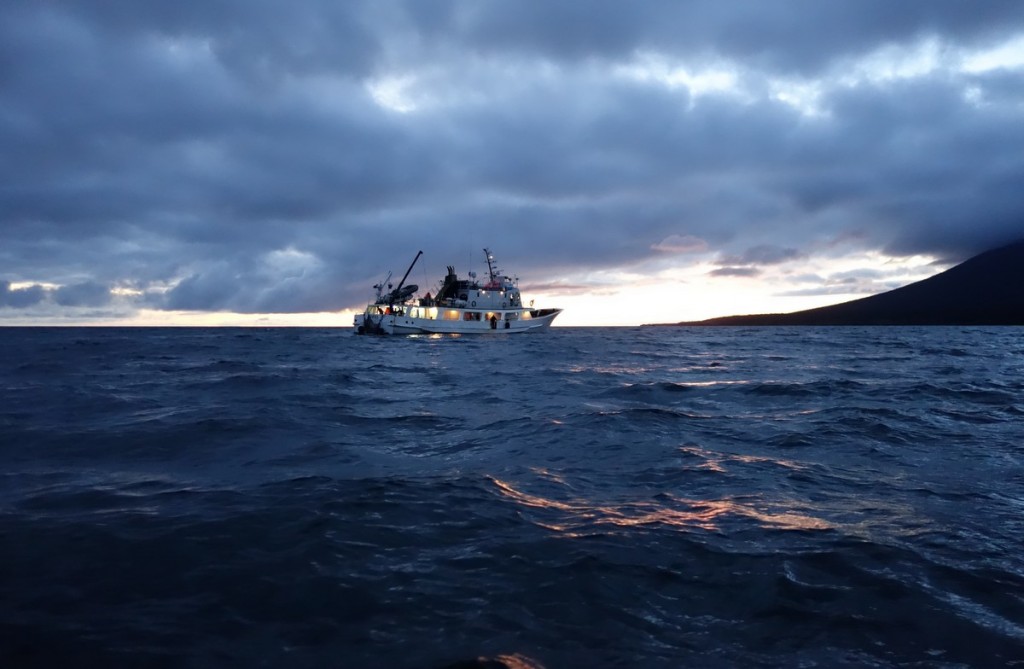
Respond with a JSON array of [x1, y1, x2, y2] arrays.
[[2, 327, 1023, 668]]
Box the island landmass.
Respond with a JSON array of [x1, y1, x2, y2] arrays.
[[658, 240, 1024, 326]]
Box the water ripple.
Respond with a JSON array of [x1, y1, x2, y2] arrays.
[[2, 326, 1023, 667]]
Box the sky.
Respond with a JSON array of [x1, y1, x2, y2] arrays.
[[2, 1, 1023, 326]]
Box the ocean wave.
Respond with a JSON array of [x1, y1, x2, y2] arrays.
[[2, 326, 1023, 666]]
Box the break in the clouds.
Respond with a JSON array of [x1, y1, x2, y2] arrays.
[[2, 0, 1023, 322]]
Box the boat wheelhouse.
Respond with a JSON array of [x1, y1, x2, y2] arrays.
[[354, 249, 562, 335]]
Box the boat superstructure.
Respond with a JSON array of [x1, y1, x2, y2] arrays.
[[354, 249, 562, 335]]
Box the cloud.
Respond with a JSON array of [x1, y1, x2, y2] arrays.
[[1, 1, 1023, 319], [54, 281, 112, 307], [709, 267, 762, 278], [717, 245, 805, 266], [413, 1, 1024, 76], [0, 281, 47, 308], [652, 235, 709, 254], [773, 261, 937, 297]]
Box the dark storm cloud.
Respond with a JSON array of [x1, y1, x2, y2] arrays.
[[54, 282, 112, 307], [0, 281, 47, 308], [434, 0, 1024, 74], [1, 0, 1023, 317], [38, 0, 381, 80]]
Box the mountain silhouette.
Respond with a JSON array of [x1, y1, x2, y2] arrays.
[[673, 240, 1024, 326]]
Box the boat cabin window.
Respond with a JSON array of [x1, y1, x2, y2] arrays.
[[463, 311, 482, 321], [442, 309, 460, 321], [410, 307, 438, 320]]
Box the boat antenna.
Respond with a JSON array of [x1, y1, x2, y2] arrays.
[[484, 248, 496, 283]]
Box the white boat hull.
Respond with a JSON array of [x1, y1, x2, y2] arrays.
[[355, 308, 561, 335]]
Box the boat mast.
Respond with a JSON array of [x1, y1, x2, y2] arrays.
[[484, 248, 497, 283]]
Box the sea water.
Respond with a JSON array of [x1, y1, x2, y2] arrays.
[[1, 326, 1023, 667]]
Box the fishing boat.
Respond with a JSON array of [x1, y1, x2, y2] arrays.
[[354, 249, 562, 335]]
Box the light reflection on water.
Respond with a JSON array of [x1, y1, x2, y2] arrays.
[[678, 443, 811, 473], [488, 477, 832, 535]]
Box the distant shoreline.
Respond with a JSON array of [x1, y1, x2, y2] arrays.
[[651, 240, 1024, 327]]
